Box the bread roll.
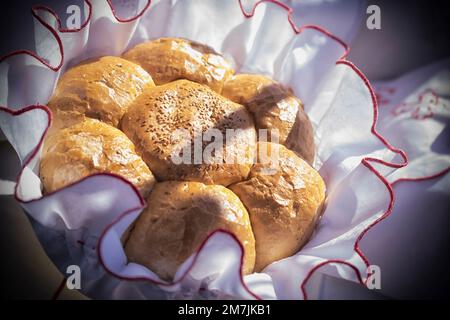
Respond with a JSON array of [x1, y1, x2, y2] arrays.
[[222, 74, 315, 164], [122, 38, 234, 92], [40, 118, 156, 197], [124, 181, 256, 280], [121, 79, 257, 186], [48, 56, 155, 128], [229, 142, 325, 271]]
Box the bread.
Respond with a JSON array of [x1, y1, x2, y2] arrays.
[[121, 79, 257, 186], [48, 56, 155, 128], [124, 181, 256, 280], [284, 105, 316, 165], [222, 74, 315, 164], [229, 142, 325, 271], [122, 38, 234, 92], [40, 118, 156, 197], [41, 38, 325, 278]]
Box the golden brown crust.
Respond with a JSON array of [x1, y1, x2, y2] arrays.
[[124, 181, 256, 280], [40, 118, 156, 197], [229, 142, 325, 271], [284, 107, 316, 165], [121, 79, 257, 186], [222, 74, 315, 164], [41, 42, 323, 276], [122, 38, 234, 92], [48, 56, 155, 128]]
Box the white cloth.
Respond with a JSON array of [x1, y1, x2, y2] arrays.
[[0, 0, 448, 299]]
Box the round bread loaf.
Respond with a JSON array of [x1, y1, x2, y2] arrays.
[[121, 79, 257, 186], [222, 74, 315, 164], [48, 56, 155, 128], [122, 38, 234, 92], [40, 42, 324, 278], [229, 142, 325, 271], [124, 181, 256, 280], [40, 118, 156, 197]]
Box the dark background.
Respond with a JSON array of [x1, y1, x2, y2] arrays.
[[0, 0, 449, 300], [1, 0, 449, 80]]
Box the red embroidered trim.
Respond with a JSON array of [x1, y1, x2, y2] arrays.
[[1, 0, 444, 300]]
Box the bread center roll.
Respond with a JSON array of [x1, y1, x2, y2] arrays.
[[121, 79, 257, 186]]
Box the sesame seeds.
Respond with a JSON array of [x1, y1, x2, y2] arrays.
[[121, 79, 256, 185]]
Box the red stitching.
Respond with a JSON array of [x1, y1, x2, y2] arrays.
[[0, 0, 355, 300], [32, 2, 92, 33], [97, 214, 262, 299], [0, 20, 63, 71], [297, 61, 407, 298], [391, 89, 447, 120], [0, 105, 146, 207], [105, 0, 151, 23], [51, 277, 67, 300], [391, 166, 450, 186], [0, 0, 401, 301], [300, 62, 449, 299], [1, 0, 445, 300], [16, 171, 145, 206], [0, 0, 151, 70], [301, 260, 364, 300], [0, 1, 93, 70], [336, 60, 408, 169], [374, 86, 396, 106], [0, 104, 53, 181], [238, 0, 350, 60]]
